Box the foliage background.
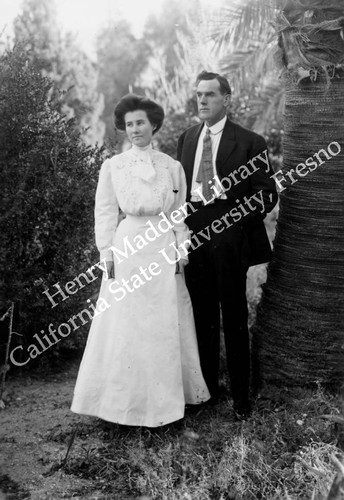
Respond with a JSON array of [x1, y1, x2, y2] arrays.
[[0, 43, 105, 367], [1, 1, 344, 499], [0, 0, 283, 370]]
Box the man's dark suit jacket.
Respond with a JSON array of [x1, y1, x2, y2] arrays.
[[177, 118, 278, 267]]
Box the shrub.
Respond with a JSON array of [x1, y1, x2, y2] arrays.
[[0, 44, 105, 369]]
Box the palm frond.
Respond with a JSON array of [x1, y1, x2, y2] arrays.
[[204, 0, 282, 134], [209, 0, 277, 51], [219, 40, 279, 91], [274, 10, 344, 78]]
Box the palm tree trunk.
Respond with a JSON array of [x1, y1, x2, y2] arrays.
[[210, 0, 344, 388], [252, 66, 344, 388]]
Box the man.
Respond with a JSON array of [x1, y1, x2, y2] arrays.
[[177, 71, 278, 418]]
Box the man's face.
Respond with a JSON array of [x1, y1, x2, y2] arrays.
[[196, 79, 230, 127]]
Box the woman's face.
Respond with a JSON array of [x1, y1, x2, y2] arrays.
[[125, 110, 154, 148]]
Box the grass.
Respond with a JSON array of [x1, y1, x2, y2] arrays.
[[55, 381, 344, 500]]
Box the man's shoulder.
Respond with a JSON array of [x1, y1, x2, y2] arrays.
[[180, 119, 264, 141], [228, 119, 266, 145], [179, 122, 202, 139]]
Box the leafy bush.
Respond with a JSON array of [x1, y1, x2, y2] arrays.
[[154, 109, 199, 159], [0, 44, 105, 369]]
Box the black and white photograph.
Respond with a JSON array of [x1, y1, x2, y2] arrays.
[[0, 0, 344, 498]]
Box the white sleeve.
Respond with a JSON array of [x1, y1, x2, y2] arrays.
[[168, 159, 191, 260], [94, 159, 119, 261]]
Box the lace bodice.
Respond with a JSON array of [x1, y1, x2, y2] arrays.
[[95, 145, 189, 261]]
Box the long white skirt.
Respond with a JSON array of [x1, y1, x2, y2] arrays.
[[71, 215, 210, 427]]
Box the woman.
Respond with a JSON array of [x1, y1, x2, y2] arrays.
[[71, 94, 210, 427]]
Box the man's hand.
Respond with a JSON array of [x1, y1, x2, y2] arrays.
[[176, 258, 188, 274], [105, 261, 115, 279]]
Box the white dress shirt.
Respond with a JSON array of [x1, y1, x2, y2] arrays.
[[191, 116, 227, 201]]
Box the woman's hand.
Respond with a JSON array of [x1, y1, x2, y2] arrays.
[[105, 261, 115, 279]]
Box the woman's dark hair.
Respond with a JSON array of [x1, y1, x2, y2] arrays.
[[114, 94, 165, 134], [196, 71, 232, 96]]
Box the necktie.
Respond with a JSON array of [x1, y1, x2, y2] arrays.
[[196, 128, 214, 203]]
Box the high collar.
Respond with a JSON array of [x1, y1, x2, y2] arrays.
[[131, 143, 153, 153], [128, 143, 156, 183], [206, 115, 227, 135]]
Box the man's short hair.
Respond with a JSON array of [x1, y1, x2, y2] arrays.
[[196, 71, 232, 96]]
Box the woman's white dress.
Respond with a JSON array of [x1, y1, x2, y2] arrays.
[[71, 144, 210, 427]]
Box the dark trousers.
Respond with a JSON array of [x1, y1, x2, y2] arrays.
[[185, 201, 250, 403]]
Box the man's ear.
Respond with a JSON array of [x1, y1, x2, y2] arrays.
[[224, 94, 231, 106]]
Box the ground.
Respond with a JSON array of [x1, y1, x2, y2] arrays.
[[0, 362, 102, 499], [1, 359, 343, 500]]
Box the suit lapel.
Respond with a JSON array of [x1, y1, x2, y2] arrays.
[[184, 123, 203, 197], [216, 119, 237, 176]]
